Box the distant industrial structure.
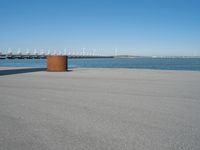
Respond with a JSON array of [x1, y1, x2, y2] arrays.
[[1, 50, 198, 60], [0, 51, 114, 59]]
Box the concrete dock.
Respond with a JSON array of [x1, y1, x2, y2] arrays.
[[0, 67, 200, 150]]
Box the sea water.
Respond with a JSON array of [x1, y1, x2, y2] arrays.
[[0, 58, 200, 71]]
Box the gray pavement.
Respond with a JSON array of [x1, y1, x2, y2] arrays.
[[0, 68, 200, 150]]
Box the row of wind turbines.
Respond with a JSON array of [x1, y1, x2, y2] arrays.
[[0, 48, 105, 56], [0, 48, 116, 59]]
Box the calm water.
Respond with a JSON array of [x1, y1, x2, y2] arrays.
[[0, 58, 200, 71]]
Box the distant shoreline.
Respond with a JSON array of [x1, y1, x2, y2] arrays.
[[114, 55, 200, 58]]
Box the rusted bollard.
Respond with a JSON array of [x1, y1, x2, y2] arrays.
[[47, 55, 68, 72]]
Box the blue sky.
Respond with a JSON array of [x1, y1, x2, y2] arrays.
[[0, 0, 200, 56]]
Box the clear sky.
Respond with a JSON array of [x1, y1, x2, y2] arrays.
[[0, 0, 200, 56]]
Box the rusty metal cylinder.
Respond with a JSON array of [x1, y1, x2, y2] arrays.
[[47, 55, 68, 72]]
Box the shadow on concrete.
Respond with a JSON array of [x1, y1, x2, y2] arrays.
[[0, 68, 46, 76]]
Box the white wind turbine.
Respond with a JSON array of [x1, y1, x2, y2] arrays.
[[17, 48, 22, 55], [82, 48, 86, 56], [115, 48, 118, 56], [64, 49, 68, 55]]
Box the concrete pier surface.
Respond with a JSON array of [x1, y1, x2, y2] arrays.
[[0, 67, 200, 150]]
